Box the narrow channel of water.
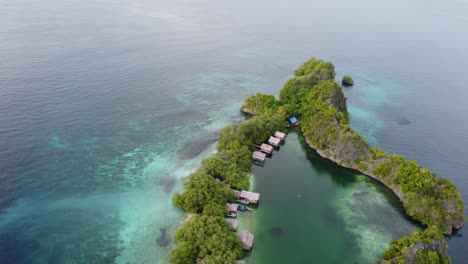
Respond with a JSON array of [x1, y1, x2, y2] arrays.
[[237, 131, 418, 264]]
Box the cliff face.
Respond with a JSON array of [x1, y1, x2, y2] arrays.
[[302, 81, 464, 234], [381, 240, 448, 264]]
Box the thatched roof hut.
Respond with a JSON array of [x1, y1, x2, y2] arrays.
[[260, 143, 273, 154], [252, 151, 266, 162], [274, 131, 286, 140], [268, 136, 280, 147], [227, 220, 238, 231], [237, 231, 254, 250], [234, 190, 260, 205], [226, 203, 237, 218]]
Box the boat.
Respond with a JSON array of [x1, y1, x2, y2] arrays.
[[237, 205, 247, 212]]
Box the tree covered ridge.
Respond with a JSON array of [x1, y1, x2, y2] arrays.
[[266, 57, 463, 235], [241, 93, 279, 116], [380, 226, 450, 264], [241, 57, 463, 262]]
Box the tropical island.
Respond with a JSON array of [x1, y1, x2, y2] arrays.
[[170, 57, 464, 263]]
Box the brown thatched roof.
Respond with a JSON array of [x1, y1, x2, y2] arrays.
[[226, 203, 238, 212], [237, 231, 254, 250], [268, 136, 280, 146], [274, 131, 286, 140], [234, 190, 260, 203], [227, 220, 238, 231], [252, 151, 266, 161], [260, 143, 273, 153]]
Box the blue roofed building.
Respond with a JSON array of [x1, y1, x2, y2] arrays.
[[289, 116, 300, 126]]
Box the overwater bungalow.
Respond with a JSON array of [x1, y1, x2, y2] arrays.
[[227, 220, 238, 231], [234, 190, 260, 205], [226, 203, 238, 218], [274, 131, 286, 141], [252, 151, 266, 162], [237, 231, 254, 251], [268, 136, 281, 147], [259, 143, 273, 154]]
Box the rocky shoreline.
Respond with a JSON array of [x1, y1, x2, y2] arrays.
[[306, 137, 463, 234]]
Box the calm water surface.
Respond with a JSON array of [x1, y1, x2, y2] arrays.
[[1, 0, 467, 263], [239, 132, 417, 263]]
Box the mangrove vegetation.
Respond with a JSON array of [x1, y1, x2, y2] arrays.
[[171, 114, 285, 263]]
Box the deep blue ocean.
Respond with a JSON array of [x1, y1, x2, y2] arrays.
[[1, 0, 467, 263]]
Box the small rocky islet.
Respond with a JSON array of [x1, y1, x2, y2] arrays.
[[170, 57, 464, 264], [341, 75, 354, 86]]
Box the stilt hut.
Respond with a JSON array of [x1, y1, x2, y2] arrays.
[[268, 136, 281, 147], [274, 131, 286, 141], [226, 203, 238, 218], [227, 220, 238, 231], [234, 190, 260, 205], [259, 143, 273, 154], [289, 116, 300, 126], [252, 151, 266, 162], [237, 231, 254, 251]]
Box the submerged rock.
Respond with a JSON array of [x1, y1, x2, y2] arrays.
[[178, 132, 218, 159], [157, 227, 171, 247], [353, 191, 368, 198], [159, 177, 176, 194], [396, 116, 411, 126], [270, 227, 284, 236]]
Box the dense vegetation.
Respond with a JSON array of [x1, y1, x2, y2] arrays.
[[370, 155, 464, 232], [279, 58, 339, 117], [240, 93, 279, 116], [171, 215, 243, 264], [171, 113, 285, 263], [380, 226, 450, 264]]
